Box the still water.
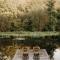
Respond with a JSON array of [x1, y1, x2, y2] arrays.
[[12, 48, 60, 60], [12, 49, 39, 60], [53, 48, 60, 60], [12, 49, 22, 60], [12, 49, 50, 60]]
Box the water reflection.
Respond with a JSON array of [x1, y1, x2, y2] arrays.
[[12, 49, 21, 60], [12, 48, 49, 60], [53, 48, 60, 60], [22, 54, 29, 60], [33, 54, 39, 60]]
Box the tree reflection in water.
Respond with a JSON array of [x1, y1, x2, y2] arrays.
[[22, 54, 29, 60], [33, 54, 39, 60]]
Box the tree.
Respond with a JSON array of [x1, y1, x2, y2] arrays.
[[23, 16, 33, 31], [0, 14, 11, 32], [44, 0, 57, 31], [10, 22, 15, 31], [56, 9, 60, 31], [28, 10, 48, 31]]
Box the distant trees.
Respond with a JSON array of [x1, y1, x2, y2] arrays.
[[0, 14, 10, 31], [23, 17, 33, 31], [43, 0, 57, 31], [0, 0, 49, 32], [0, 0, 60, 32], [55, 9, 60, 31]]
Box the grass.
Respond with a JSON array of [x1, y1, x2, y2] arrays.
[[0, 31, 59, 38]]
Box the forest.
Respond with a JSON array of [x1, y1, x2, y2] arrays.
[[0, 0, 60, 32]]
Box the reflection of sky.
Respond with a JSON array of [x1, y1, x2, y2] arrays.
[[12, 49, 22, 60], [53, 48, 60, 60]]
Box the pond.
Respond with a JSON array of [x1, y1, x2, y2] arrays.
[[12, 48, 50, 60], [53, 48, 60, 60]]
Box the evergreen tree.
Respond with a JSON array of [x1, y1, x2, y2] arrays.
[[56, 9, 60, 31], [23, 16, 33, 31], [10, 22, 17, 31], [44, 0, 57, 31]]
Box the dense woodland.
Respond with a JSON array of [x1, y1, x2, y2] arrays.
[[0, 0, 60, 32]]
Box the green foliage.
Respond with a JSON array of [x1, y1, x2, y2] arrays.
[[0, 0, 59, 32], [56, 9, 60, 31], [23, 18, 33, 31], [44, 0, 57, 31], [10, 22, 16, 31]]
